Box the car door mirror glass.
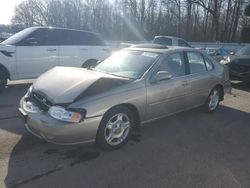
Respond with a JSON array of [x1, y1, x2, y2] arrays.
[[25, 38, 38, 46], [151, 71, 172, 83]]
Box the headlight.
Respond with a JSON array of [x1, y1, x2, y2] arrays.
[[48, 106, 85, 123]]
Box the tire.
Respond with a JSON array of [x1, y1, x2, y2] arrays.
[[0, 69, 7, 91], [82, 59, 98, 68], [96, 106, 135, 150], [203, 87, 221, 113]]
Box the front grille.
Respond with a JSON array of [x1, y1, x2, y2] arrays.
[[28, 92, 52, 111]]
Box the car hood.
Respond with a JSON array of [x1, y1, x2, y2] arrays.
[[33, 67, 130, 104]]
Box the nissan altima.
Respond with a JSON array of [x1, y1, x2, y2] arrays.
[[19, 44, 231, 150]]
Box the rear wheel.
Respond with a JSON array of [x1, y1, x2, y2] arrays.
[[203, 88, 221, 113], [0, 69, 7, 91], [96, 106, 134, 150]]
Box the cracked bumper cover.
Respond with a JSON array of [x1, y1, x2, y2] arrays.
[[19, 97, 102, 145]]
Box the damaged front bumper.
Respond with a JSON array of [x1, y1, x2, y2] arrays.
[[19, 97, 102, 145]]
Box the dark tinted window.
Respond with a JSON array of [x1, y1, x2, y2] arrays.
[[58, 30, 105, 46], [178, 39, 190, 47], [157, 53, 186, 77], [187, 52, 206, 74], [153, 37, 172, 45], [18, 28, 59, 46]]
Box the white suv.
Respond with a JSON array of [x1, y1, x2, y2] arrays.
[[0, 27, 110, 90]]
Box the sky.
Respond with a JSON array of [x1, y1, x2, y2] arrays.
[[0, 0, 24, 25]]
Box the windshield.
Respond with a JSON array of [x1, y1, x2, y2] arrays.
[[236, 46, 250, 56], [94, 51, 159, 79], [1, 27, 36, 45]]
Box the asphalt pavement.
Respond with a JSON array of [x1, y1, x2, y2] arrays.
[[0, 80, 250, 188]]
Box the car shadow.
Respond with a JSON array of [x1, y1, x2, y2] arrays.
[[4, 106, 250, 188], [0, 83, 31, 135], [231, 81, 250, 92]]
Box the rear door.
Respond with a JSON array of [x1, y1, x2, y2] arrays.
[[146, 52, 190, 120], [185, 51, 215, 107], [16, 28, 59, 79]]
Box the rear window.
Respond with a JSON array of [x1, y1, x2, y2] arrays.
[[178, 39, 190, 47], [153, 37, 172, 46], [187, 52, 207, 74]]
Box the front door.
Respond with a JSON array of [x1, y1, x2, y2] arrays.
[[16, 28, 59, 79], [146, 52, 190, 121]]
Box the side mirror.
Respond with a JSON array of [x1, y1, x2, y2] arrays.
[[151, 71, 172, 83], [25, 38, 38, 46], [230, 51, 235, 55]]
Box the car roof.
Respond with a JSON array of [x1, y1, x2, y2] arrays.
[[125, 45, 194, 54], [28, 26, 100, 35]]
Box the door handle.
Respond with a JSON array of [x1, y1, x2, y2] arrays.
[[47, 48, 57, 52], [181, 80, 188, 86], [80, 48, 88, 51]]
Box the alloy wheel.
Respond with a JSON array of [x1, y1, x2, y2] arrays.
[[208, 90, 220, 111], [104, 113, 131, 146]]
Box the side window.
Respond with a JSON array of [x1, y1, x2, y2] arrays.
[[21, 28, 58, 46], [58, 30, 83, 45], [203, 56, 214, 71], [154, 37, 172, 46], [84, 33, 106, 46], [178, 40, 190, 47], [187, 52, 206, 74], [58, 30, 105, 46], [157, 53, 186, 77]]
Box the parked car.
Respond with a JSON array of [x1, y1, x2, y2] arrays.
[[0, 27, 110, 91], [153, 36, 192, 47], [19, 45, 231, 150], [201, 47, 230, 62], [221, 45, 250, 81]]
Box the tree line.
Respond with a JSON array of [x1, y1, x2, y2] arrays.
[[2, 0, 250, 42]]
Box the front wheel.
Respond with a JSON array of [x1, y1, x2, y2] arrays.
[[96, 106, 134, 150], [0, 69, 7, 91], [203, 88, 221, 113]]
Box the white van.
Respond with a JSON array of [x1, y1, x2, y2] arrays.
[[0, 27, 110, 90]]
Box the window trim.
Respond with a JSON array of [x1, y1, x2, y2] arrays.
[[202, 54, 214, 71]]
